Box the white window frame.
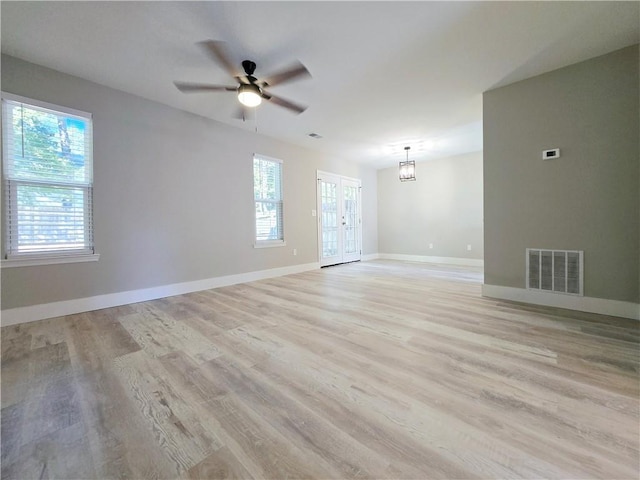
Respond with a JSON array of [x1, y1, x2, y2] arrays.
[[253, 153, 286, 248], [1, 92, 99, 268]]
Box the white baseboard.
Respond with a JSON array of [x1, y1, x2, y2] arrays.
[[1, 262, 320, 327], [481, 284, 640, 320], [361, 253, 381, 261], [378, 253, 484, 268]]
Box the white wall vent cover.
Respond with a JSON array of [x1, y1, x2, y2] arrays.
[[526, 249, 583, 296]]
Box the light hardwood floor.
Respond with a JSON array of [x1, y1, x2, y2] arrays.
[[1, 260, 639, 479]]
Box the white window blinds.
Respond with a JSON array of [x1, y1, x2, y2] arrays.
[[2, 93, 94, 257], [253, 154, 284, 244]]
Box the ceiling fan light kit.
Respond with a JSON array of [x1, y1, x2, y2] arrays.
[[237, 84, 262, 107]]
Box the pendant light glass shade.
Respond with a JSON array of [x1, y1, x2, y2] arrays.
[[399, 146, 416, 181]]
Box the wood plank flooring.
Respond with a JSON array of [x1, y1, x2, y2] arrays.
[[1, 260, 639, 479]]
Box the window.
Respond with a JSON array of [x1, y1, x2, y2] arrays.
[[253, 154, 284, 246], [2, 93, 95, 264]]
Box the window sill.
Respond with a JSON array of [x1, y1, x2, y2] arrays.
[[254, 241, 287, 249], [1, 253, 100, 268]]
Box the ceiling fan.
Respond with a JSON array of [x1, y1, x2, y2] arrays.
[[174, 40, 311, 116]]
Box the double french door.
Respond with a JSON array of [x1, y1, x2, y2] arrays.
[[317, 171, 362, 267]]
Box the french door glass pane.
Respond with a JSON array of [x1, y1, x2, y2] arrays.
[[321, 181, 338, 258], [343, 185, 357, 254]]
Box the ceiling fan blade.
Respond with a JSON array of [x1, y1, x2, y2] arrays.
[[174, 81, 237, 93], [261, 62, 310, 87], [262, 92, 307, 114], [198, 40, 241, 79]]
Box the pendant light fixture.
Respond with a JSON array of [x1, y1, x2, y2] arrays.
[[399, 146, 416, 181]]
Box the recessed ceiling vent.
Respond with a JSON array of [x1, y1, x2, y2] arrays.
[[527, 249, 583, 296]]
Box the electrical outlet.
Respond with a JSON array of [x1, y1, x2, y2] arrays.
[[467, 244, 472, 251], [311, 209, 317, 217], [293, 248, 297, 256], [428, 243, 433, 249]]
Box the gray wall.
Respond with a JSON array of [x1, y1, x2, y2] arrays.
[[377, 151, 483, 260], [1, 55, 378, 310], [483, 45, 639, 303]]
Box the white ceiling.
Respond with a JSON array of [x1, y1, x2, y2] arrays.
[[2, 1, 638, 169]]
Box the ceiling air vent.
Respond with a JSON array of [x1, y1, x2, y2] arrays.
[[527, 249, 583, 296]]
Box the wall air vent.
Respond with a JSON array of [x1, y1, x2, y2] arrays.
[[526, 249, 583, 296]]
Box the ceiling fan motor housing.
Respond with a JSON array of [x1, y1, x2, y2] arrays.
[[242, 60, 257, 76]]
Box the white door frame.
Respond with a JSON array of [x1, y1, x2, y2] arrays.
[[316, 170, 362, 267]]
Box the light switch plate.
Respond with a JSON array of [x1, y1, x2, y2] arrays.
[[543, 148, 560, 160]]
